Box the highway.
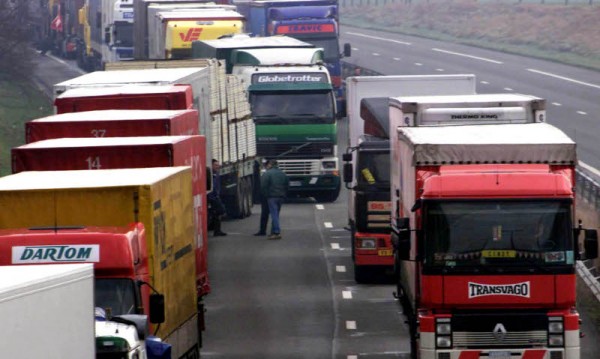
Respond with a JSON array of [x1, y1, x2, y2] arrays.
[[29, 31, 600, 357]]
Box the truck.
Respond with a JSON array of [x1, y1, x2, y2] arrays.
[[53, 61, 257, 219], [233, 0, 351, 108], [133, 0, 239, 60], [231, 47, 341, 202], [0, 263, 95, 358], [342, 75, 477, 282], [389, 96, 599, 358], [0, 167, 202, 358], [11, 135, 210, 299], [77, 0, 135, 71], [25, 109, 200, 143], [147, 7, 245, 60]]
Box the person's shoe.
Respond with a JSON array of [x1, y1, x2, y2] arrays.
[[214, 231, 227, 237], [254, 231, 266, 236], [268, 233, 281, 240]]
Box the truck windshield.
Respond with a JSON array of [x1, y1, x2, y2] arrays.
[[95, 278, 138, 316], [357, 151, 390, 188], [251, 90, 335, 124], [114, 21, 133, 47], [423, 200, 574, 270], [299, 37, 340, 63]]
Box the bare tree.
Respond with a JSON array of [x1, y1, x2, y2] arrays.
[[0, 0, 36, 80]]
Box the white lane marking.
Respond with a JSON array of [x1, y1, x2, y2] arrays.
[[436, 68, 444, 72], [330, 228, 346, 232], [316, 204, 324, 210], [579, 161, 600, 178], [415, 62, 423, 66], [331, 235, 348, 239], [372, 53, 380, 56], [331, 243, 341, 249], [504, 87, 513, 91], [324, 222, 333, 228], [343, 290, 353, 299], [336, 265, 346, 272], [393, 57, 401, 61], [527, 68, 600, 90], [480, 81, 490, 85], [346, 321, 357, 330], [347, 356, 358, 359], [346, 31, 412, 45], [577, 111, 588, 115], [552, 102, 562, 106], [352, 47, 359, 51], [432, 48, 503, 64]]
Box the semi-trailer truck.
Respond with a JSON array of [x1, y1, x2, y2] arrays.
[[389, 102, 598, 358], [0, 167, 202, 358], [342, 75, 476, 282]]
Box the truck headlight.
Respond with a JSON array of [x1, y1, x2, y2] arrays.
[[436, 336, 452, 348], [358, 238, 377, 249], [437, 323, 452, 335], [322, 161, 336, 169], [548, 334, 564, 346], [548, 321, 564, 333]]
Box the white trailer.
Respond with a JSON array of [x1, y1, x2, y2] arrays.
[[0, 263, 95, 359]]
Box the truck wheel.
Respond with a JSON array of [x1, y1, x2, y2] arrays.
[[313, 186, 340, 203], [242, 177, 252, 217]]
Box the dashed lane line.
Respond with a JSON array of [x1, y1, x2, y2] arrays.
[[432, 48, 503, 64], [345, 32, 412, 45], [527, 68, 600, 90]]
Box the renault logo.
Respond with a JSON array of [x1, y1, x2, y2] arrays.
[[493, 323, 507, 341]]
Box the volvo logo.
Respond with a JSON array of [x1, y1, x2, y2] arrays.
[[493, 323, 507, 341]]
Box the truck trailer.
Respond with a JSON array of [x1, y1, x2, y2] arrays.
[[0, 263, 95, 359], [54, 61, 257, 219], [0, 167, 202, 358], [342, 75, 476, 282], [11, 135, 210, 299], [389, 108, 598, 358], [25, 109, 200, 143]]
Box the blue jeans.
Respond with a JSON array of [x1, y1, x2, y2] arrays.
[[267, 197, 284, 234]]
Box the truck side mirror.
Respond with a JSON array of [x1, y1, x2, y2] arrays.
[[104, 27, 111, 45], [393, 218, 411, 260], [342, 153, 352, 162], [343, 162, 353, 183], [343, 43, 351, 58], [206, 166, 213, 192], [584, 229, 598, 259], [149, 293, 165, 324]]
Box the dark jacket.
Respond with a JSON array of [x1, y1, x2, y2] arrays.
[[208, 171, 221, 201], [261, 166, 289, 198]]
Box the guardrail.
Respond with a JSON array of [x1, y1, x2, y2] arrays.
[[341, 61, 600, 302]]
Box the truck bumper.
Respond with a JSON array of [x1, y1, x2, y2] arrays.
[[287, 174, 340, 196], [354, 232, 393, 266]]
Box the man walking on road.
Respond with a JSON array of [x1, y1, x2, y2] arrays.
[[260, 159, 289, 240], [209, 159, 227, 237]]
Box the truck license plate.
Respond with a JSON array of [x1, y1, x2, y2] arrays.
[[489, 351, 510, 359], [378, 249, 393, 256], [289, 181, 302, 187]]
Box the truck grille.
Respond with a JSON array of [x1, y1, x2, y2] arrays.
[[453, 331, 547, 348], [257, 142, 333, 159], [278, 160, 320, 175]]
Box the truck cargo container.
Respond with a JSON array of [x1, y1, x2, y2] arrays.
[[11, 135, 210, 299], [0, 263, 95, 359], [134, 0, 233, 60], [389, 114, 598, 358], [54, 61, 257, 219], [54, 84, 194, 113], [342, 75, 476, 282], [148, 7, 245, 60], [0, 167, 202, 358], [25, 109, 199, 143]]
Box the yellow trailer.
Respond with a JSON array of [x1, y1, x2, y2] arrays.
[[0, 167, 200, 358]]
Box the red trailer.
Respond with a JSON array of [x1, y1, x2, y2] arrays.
[[54, 84, 194, 114], [26, 109, 199, 143], [11, 135, 210, 298]]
